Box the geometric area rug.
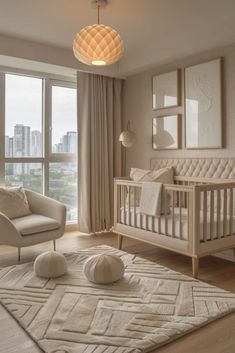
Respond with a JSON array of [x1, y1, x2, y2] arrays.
[[0, 246, 235, 353]]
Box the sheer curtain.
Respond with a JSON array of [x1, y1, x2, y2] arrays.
[[77, 72, 123, 234]]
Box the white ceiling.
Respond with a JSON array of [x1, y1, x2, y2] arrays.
[[0, 0, 235, 76]]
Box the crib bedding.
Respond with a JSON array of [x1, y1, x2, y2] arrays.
[[120, 207, 235, 241]]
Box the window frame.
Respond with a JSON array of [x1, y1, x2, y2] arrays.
[[0, 68, 77, 224], [48, 79, 77, 159]]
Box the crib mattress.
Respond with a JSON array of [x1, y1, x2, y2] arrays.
[[120, 207, 235, 241]]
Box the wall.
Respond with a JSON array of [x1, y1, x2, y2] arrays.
[[0, 34, 121, 78], [123, 44, 235, 174]]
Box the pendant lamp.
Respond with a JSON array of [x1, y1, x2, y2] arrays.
[[73, 0, 124, 66]]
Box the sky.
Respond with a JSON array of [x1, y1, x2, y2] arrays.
[[5, 74, 77, 145]]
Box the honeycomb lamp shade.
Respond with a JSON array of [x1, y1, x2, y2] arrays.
[[73, 24, 124, 66]]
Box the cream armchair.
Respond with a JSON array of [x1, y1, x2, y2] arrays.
[[0, 189, 66, 261]]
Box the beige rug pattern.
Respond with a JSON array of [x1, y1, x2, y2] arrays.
[[0, 245, 235, 353]]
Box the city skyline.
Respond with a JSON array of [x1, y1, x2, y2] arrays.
[[5, 123, 77, 157], [4, 75, 78, 223], [5, 74, 77, 145]]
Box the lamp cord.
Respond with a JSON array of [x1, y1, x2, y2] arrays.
[[97, 4, 100, 24]]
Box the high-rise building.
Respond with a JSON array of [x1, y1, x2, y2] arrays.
[[5, 136, 15, 157], [31, 130, 42, 156], [61, 134, 68, 152], [53, 131, 77, 153], [59, 131, 77, 153], [5, 136, 10, 157], [13, 124, 30, 174], [54, 142, 63, 153], [9, 137, 14, 157], [67, 131, 77, 153], [14, 124, 30, 157]]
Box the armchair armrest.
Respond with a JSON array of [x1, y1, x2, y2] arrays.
[[25, 190, 66, 231], [0, 212, 23, 246]]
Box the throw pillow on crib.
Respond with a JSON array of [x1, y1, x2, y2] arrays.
[[127, 167, 174, 213]]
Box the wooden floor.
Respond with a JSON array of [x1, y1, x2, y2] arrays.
[[0, 232, 235, 353]]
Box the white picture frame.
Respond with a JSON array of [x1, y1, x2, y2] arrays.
[[185, 58, 222, 149], [152, 70, 180, 110], [152, 115, 179, 150]]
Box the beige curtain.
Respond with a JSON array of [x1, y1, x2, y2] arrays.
[[77, 72, 123, 234]]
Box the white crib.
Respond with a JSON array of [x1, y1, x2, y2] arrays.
[[112, 158, 235, 278]]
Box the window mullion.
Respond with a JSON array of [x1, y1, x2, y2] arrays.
[[0, 73, 5, 186], [44, 78, 51, 196]]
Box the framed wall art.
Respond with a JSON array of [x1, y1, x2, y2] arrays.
[[152, 115, 180, 150], [152, 70, 180, 110], [185, 58, 222, 149]]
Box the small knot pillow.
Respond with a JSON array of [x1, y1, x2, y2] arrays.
[[34, 251, 67, 278], [83, 253, 125, 284]]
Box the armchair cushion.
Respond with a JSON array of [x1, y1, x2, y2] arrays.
[[0, 187, 31, 219], [12, 214, 60, 236]]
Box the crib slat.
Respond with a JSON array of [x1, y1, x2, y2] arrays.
[[123, 186, 126, 225], [158, 198, 162, 234], [140, 207, 143, 229], [210, 190, 214, 240], [117, 184, 121, 223], [114, 182, 118, 226], [158, 212, 161, 234], [140, 214, 142, 229], [229, 188, 233, 236], [203, 191, 207, 242], [179, 191, 182, 239], [223, 189, 227, 237], [172, 191, 175, 237], [164, 188, 168, 236], [133, 187, 137, 228], [151, 215, 154, 232], [128, 186, 131, 226], [187, 192, 190, 241], [217, 189, 221, 239], [147, 215, 151, 231], [146, 215, 149, 231]]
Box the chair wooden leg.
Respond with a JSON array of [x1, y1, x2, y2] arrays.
[[18, 247, 21, 262], [233, 248, 235, 259], [192, 257, 199, 279], [53, 240, 56, 251], [118, 235, 123, 250]]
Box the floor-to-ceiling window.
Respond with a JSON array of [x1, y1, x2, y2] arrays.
[[0, 71, 77, 223]]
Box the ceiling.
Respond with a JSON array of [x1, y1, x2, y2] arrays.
[[0, 0, 235, 76]]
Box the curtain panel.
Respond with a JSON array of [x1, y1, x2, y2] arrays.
[[77, 72, 123, 234]]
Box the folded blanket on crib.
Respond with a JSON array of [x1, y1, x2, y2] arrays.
[[140, 182, 162, 217]]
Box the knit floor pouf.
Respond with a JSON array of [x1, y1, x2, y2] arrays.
[[34, 251, 67, 278], [83, 253, 125, 284]]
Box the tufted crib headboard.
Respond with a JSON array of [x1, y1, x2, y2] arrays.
[[150, 158, 235, 180]]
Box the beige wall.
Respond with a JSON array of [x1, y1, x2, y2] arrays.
[[123, 44, 235, 174], [0, 34, 121, 78]]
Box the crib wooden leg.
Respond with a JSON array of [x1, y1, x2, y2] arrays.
[[118, 235, 123, 250], [192, 257, 199, 279], [53, 239, 56, 251], [233, 248, 235, 259]]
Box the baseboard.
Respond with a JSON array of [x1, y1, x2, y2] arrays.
[[65, 223, 78, 232], [214, 250, 235, 262]]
